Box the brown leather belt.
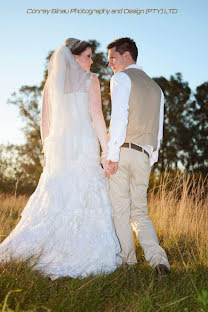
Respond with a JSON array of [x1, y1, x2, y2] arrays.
[[121, 143, 149, 158]]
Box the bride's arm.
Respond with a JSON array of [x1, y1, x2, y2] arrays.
[[88, 74, 109, 156], [40, 82, 50, 167], [40, 83, 50, 147]]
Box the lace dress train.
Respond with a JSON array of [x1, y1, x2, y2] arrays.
[[0, 91, 122, 280]]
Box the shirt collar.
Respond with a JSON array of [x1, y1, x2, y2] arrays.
[[125, 64, 143, 70]]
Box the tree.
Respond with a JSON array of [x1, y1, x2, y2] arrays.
[[191, 82, 208, 174], [153, 73, 192, 172], [89, 40, 112, 127], [7, 86, 43, 192]]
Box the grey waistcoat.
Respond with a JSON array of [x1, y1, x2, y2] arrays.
[[122, 68, 161, 150]]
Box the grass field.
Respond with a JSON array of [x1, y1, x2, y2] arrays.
[[0, 171, 207, 312]]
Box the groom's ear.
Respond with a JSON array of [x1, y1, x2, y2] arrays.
[[124, 51, 135, 63], [124, 51, 131, 59]]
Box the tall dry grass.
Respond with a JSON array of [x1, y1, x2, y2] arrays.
[[0, 171, 207, 311], [0, 171, 207, 265], [148, 171, 208, 269], [0, 193, 27, 244]]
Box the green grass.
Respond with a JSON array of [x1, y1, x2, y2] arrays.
[[0, 243, 207, 312]]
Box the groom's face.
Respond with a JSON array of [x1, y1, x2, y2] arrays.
[[108, 47, 126, 73]]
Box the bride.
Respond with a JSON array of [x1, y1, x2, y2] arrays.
[[0, 38, 122, 280]]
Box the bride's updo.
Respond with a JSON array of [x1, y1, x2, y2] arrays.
[[64, 38, 92, 55]]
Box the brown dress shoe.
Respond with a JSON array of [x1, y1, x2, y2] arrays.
[[154, 264, 170, 277]]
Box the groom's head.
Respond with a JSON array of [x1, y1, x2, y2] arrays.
[[107, 38, 138, 73]]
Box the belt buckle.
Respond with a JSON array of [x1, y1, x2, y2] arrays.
[[129, 143, 131, 149]]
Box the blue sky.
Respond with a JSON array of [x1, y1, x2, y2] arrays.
[[0, 0, 207, 145]]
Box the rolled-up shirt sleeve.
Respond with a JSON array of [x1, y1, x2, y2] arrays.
[[107, 73, 131, 162]]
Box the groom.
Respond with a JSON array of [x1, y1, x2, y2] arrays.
[[104, 37, 170, 276]]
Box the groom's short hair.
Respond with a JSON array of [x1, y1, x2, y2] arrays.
[[107, 38, 138, 62]]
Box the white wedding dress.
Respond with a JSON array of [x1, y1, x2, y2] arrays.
[[0, 43, 122, 280]]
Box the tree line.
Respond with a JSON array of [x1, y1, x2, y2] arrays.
[[0, 40, 207, 195]]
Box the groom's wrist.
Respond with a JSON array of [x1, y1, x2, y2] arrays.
[[106, 149, 119, 162]]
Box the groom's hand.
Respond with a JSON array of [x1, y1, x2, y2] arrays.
[[104, 160, 118, 178]]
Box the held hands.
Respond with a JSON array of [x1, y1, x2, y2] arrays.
[[100, 152, 118, 179], [104, 160, 118, 178]]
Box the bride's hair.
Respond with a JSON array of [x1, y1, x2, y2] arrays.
[[64, 38, 92, 55]]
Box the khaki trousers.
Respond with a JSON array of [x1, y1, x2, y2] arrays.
[[109, 147, 170, 270]]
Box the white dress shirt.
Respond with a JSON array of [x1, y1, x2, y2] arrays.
[[107, 64, 164, 167]]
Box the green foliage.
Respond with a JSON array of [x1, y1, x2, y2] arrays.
[[89, 39, 112, 127], [196, 289, 208, 311], [6, 86, 43, 194], [191, 82, 208, 174], [153, 73, 192, 172], [153, 75, 208, 176]]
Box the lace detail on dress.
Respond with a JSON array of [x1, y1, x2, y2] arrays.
[[0, 79, 122, 279]]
